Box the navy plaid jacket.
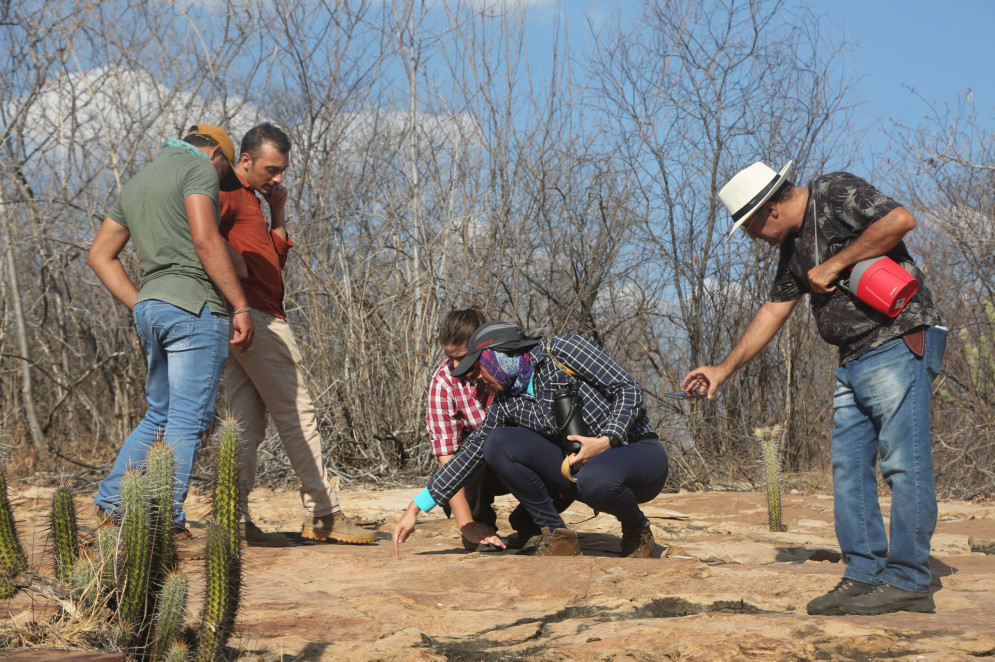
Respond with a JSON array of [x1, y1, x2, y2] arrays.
[[426, 334, 655, 505]]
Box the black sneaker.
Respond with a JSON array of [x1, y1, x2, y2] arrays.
[[840, 582, 935, 615], [806, 578, 876, 615]]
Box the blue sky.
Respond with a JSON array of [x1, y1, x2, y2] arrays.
[[823, 0, 994, 163], [506, 0, 993, 169]]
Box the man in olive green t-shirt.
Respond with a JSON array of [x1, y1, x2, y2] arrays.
[[88, 124, 254, 531]]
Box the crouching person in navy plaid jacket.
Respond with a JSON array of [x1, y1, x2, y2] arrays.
[[395, 321, 669, 558]]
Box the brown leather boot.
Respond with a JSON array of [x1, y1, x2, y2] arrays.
[[241, 521, 289, 548], [301, 512, 376, 544], [534, 526, 582, 556], [620, 521, 655, 558]]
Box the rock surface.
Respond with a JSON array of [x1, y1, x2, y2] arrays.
[[3, 484, 995, 661]]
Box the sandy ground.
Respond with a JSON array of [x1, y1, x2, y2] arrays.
[[3, 482, 995, 661]]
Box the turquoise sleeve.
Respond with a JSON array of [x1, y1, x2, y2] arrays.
[[413, 488, 437, 513]]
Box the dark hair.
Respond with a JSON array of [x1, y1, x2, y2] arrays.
[[240, 122, 292, 159], [438, 307, 487, 347], [183, 134, 215, 150], [769, 179, 795, 204]]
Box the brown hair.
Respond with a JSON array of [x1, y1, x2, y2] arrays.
[[438, 307, 487, 347]]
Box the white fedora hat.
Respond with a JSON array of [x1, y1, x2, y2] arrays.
[[719, 160, 794, 238]]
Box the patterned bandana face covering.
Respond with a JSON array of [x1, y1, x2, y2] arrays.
[[478, 349, 533, 395]]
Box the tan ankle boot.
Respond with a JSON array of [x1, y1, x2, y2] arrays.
[[241, 521, 289, 548], [301, 512, 376, 544], [534, 526, 582, 556]]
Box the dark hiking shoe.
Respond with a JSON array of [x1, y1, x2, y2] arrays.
[[507, 531, 541, 551], [241, 521, 289, 548], [301, 512, 376, 544], [840, 582, 935, 615], [534, 526, 582, 557], [806, 578, 876, 615], [620, 521, 655, 558]]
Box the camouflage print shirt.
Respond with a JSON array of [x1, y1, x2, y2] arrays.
[[769, 172, 942, 365]]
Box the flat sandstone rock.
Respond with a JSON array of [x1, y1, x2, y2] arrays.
[[3, 486, 995, 661]]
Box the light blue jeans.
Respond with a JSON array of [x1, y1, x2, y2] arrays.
[[831, 326, 947, 593], [95, 301, 228, 525]]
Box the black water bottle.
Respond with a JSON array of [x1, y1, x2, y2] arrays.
[[552, 384, 588, 455]]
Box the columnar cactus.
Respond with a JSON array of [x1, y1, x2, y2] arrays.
[[51, 487, 80, 584], [98, 527, 119, 595], [118, 469, 152, 626], [0, 422, 247, 660], [0, 465, 27, 598], [146, 441, 177, 578], [212, 418, 242, 637], [196, 524, 237, 662], [152, 571, 189, 660], [753, 425, 785, 533]]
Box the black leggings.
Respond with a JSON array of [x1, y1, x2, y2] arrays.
[[483, 426, 669, 530]]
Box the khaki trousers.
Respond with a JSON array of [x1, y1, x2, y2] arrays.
[[225, 310, 338, 520]]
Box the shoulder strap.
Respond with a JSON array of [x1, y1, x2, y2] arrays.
[[544, 339, 577, 376]]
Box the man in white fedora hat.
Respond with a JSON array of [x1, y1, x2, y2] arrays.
[[682, 161, 946, 616]]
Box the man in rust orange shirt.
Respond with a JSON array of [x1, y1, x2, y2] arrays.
[[220, 123, 375, 547]]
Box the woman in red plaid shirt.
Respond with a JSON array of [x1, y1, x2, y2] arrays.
[[426, 309, 552, 550]]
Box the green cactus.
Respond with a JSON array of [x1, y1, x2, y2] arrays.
[[196, 524, 236, 662], [69, 555, 102, 608], [753, 425, 785, 533], [153, 571, 188, 660], [213, 418, 242, 635], [163, 641, 190, 662], [146, 441, 177, 579], [98, 527, 119, 595], [118, 469, 152, 627], [0, 575, 17, 599], [0, 465, 27, 595], [51, 487, 80, 584]]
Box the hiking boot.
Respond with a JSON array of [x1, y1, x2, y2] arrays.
[[806, 578, 876, 615], [840, 582, 935, 615], [534, 526, 582, 557], [506, 530, 541, 551], [301, 512, 376, 544], [173, 526, 205, 561], [620, 521, 655, 558], [241, 521, 289, 548]]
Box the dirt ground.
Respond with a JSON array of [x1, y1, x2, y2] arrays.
[[3, 482, 995, 661]]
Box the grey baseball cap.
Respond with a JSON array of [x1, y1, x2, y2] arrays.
[[451, 321, 541, 377]]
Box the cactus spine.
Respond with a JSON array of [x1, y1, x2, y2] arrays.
[[753, 425, 785, 533], [0, 465, 27, 598], [152, 571, 188, 660], [51, 487, 80, 584], [119, 469, 152, 626]]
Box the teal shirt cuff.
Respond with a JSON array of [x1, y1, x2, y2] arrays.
[[413, 488, 437, 513]]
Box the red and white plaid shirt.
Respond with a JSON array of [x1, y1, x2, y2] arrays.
[[425, 360, 492, 457]]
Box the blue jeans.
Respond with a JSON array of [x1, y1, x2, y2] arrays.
[[831, 326, 946, 593], [95, 301, 228, 525]]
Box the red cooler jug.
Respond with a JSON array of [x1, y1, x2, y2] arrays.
[[847, 257, 918, 317]]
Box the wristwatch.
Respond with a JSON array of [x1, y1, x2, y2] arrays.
[[607, 434, 624, 448]]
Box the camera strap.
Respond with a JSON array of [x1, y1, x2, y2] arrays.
[[544, 340, 578, 376]]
